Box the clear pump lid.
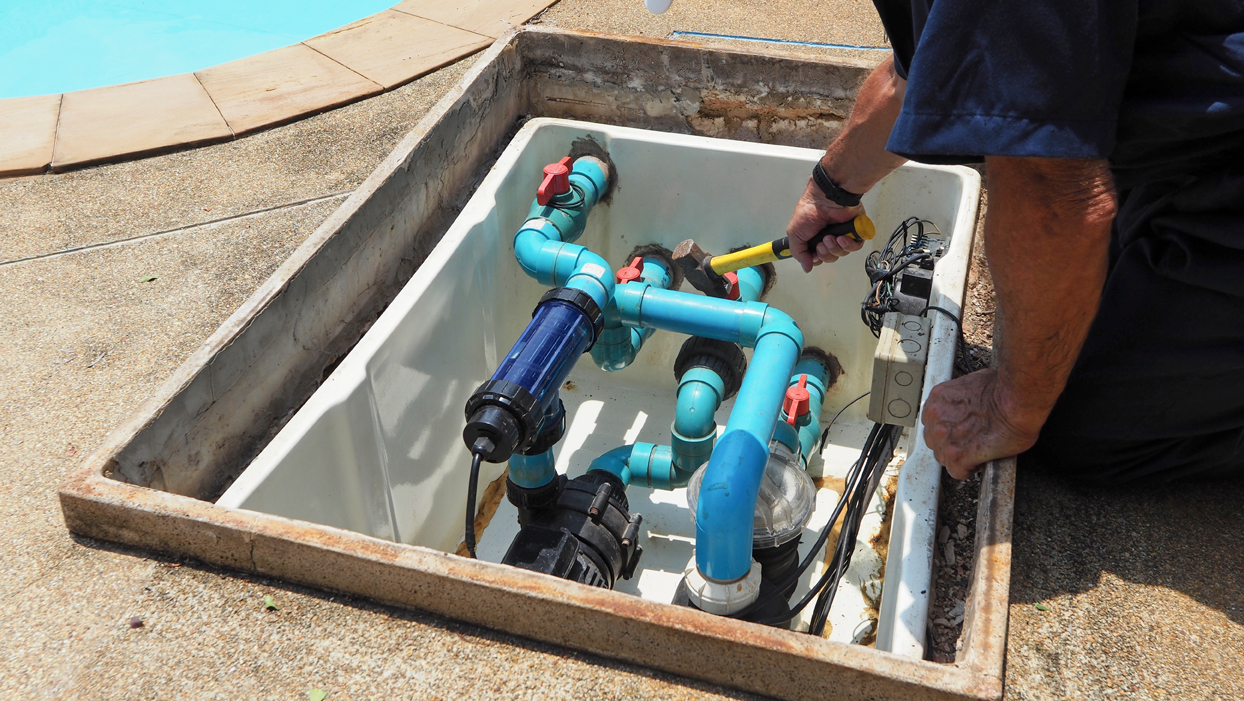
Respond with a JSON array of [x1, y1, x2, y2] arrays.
[[686, 441, 817, 549]]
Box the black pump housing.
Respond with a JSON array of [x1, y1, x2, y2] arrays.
[[502, 471, 643, 589]]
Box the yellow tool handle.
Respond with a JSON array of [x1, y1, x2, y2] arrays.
[[708, 214, 875, 275]]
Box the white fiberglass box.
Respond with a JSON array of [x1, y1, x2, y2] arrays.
[[218, 118, 979, 648]]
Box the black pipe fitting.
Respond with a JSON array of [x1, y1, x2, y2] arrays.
[[462, 379, 537, 463], [536, 287, 605, 349], [673, 336, 748, 400], [753, 536, 803, 601]]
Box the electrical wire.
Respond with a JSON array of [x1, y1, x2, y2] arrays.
[[465, 451, 483, 559], [731, 426, 877, 623], [861, 217, 943, 336], [919, 304, 983, 375], [807, 424, 900, 635], [815, 391, 871, 456]]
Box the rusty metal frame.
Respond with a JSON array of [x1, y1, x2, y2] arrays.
[[59, 28, 1014, 701]]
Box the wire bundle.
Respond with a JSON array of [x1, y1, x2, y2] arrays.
[[861, 217, 942, 336]]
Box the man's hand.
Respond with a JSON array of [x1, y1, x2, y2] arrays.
[[921, 369, 1041, 479], [786, 180, 866, 272]]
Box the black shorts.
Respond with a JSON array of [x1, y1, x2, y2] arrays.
[[1027, 168, 1244, 484]]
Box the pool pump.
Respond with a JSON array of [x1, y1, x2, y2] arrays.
[[462, 149, 838, 622]]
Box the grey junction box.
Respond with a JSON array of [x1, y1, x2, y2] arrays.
[[869, 312, 931, 427]]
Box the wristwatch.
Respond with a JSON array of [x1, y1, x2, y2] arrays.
[[812, 161, 862, 207]]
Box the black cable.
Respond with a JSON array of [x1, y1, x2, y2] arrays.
[[816, 391, 871, 456], [743, 422, 899, 629], [920, 305, 961, 328], [808, 424, 900, 635], [465, 451, 483, 559], [759, 434, 879, 624], [919, 304, 981, 375], [860, 217, 942, 336]]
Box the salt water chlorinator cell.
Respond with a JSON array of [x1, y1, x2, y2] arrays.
[[462, 152, 839, 621]]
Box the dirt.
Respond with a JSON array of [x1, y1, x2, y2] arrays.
[[927, 183, 993, 663]]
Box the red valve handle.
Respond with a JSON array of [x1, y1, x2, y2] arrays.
[[783, 374, 811, 425], [617, 256, 645, 284], [537, 157, 573, 206], [724, 271, 741, 300]]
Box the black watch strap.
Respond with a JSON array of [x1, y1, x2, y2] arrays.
[[812, 161, 862, 207]]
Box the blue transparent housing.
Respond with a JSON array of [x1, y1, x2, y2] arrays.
[[491, 301, 593, 412]]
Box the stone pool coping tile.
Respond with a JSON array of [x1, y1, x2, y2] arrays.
[[305, 10, 492, 90], [51, 74, 233, 171], [0, 0, 557, 177], [394, 0, 556, 38], [195, 44, 384, 137], [0, 94, 61, 177]]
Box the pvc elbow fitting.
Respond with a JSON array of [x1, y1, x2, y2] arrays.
[[674, 369, 723, 439], [588, 445, 635, 486]]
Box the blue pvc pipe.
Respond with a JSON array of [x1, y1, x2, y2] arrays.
[[671, 367, 723, 473], [524, 158, 610, 244], [512, 158, 615, 309], [587, 445, 634, 485], [509, 449, 557, 489], [782, 357, 832, 463], [675, 367, 723, 438], [614, 284, 770, 345], [592, 257, 673, 372], [587, 443, 688, 490], [694, 316, 804, 581], [735, 266, 766, 303]]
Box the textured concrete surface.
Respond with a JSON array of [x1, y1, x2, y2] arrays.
[[1004, 468, 1244, 700], [535, 0, 890, 64], [398, 0, 561, 38], [0, 58, 476, 264], [3, 1, 1241, 699]]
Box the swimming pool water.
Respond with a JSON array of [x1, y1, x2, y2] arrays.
[[0, 0, 398, 99]]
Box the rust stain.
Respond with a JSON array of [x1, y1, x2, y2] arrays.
[[455, 468, 510, 557], [869, 471, 902, 582]]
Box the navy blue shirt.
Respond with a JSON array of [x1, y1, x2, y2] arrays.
[[875, 0, 1244, 188]]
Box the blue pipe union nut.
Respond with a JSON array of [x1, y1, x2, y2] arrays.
[[681, 557, 762, 615]]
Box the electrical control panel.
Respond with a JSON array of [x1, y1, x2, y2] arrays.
[[868, 312, 930, 427]]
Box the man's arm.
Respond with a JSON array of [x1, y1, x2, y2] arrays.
[[787, 55, 909, 272], [922, 157, 1117, 478]]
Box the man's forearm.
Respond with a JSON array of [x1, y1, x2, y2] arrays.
[[785, 55, 909, 270], [986, 157, 1116, 434], [920, 157, 1116, 477], [822, 55, 909, 194]]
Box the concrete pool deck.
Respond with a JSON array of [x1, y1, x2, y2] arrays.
[[1, 2, 1241, 699]]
